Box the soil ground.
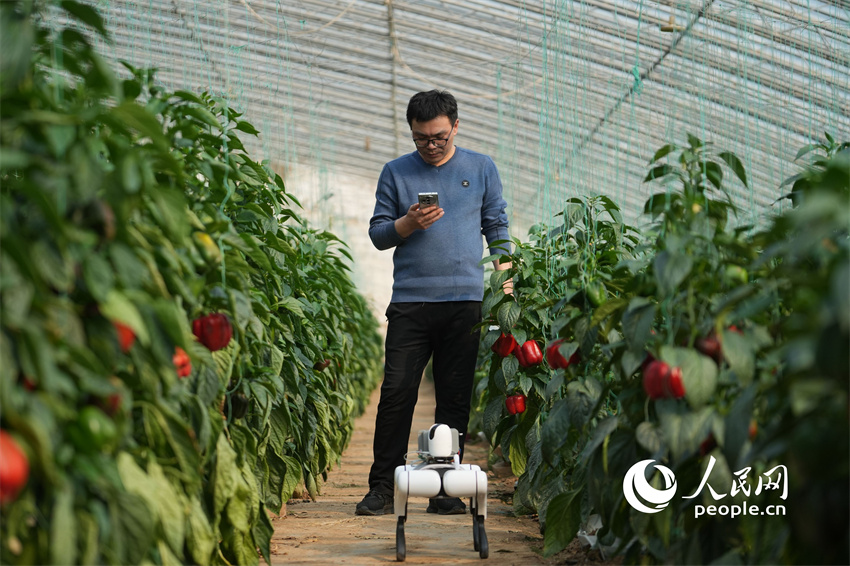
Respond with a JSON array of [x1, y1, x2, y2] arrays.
[[269, 379, 618, 565]]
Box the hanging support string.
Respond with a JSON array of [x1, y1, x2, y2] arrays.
[[566, 0, 718, 169]]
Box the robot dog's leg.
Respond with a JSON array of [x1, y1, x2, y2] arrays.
[[472, 470, 488, 558], [393, 466, 442, 562], [443, 466, 489, 559], [393, 466, 409, 562]]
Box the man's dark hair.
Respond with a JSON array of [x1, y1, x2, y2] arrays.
[[406, 90, 458, 128]]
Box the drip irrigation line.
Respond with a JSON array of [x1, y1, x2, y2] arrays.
[[566, 0, 718, 167]]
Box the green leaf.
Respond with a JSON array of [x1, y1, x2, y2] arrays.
[[0, 148, 30, 169], [150, 299, 188, 347], [120, 152, 142, 193], [253, 504, 275, 565], [277, 296, 306, 319], [723, 385, 755, 470], [31, 240, 74, 293], [543, 490, 582, 557], [657, 403, 714, 462], [182, 105, 222, 129], [566, 378, 602, 428], [269, 345, 285, 376], [580, 416, 618, 463], [509, 430, 528, 476], [481, 328, 501, 351], [213, 434, 241, 517], [489, 268, 511, 293], [482, 396, 505, 441], [541, 399, 570, 464], [44, 125, 76, 158], [544, 371, 564, 401], [649, 144, 675, 164], [50, 484, 78, 566], [117, 454, 187, 557], [519, 373, 533, 395], [108, 102, 170, 151], [157, 540, 182, 566], [145, 403, 202, 488], [502, 355, 519, 382], [703, 161, 723, 191], [148, 461, 188, 556], [644, 164, 675, 183], [644, 192, 681, 216], [686, 133, 704, 150], [61, 0, 109, 37], [0, 8, 34, 92], [236, 120, 260, 135], [82, 253, 114, 303], [172, 90, 205, 105], [100, 289, 150, 346], [512, 327, 527, 347], [497, 300, 521, 330], [635, 421, 664, 455], [109, 243, 148, 290], [109, 489, 155, 564], [76, 510, 99, 566], [718, 151, 748, 188], [148, 186, 190, 242], [280, 454, 303, 502], [621, 298, 655, 351], [621, 348, 646, 378], [720, 328, 755, 385], [239, 233, 275, 273], [590, 297, 628, 328], [228, 288, 262, 337], [654, 251, 693, 296], [795, 143, 819, 161], [479, 253, 503, 266]]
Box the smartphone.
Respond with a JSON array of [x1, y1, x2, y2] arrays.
[[418, 192, 439, 209]]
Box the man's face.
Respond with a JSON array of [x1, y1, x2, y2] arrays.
[[410, 116, 457, 167]]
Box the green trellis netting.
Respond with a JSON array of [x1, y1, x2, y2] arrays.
[[46, 0, 849, 257]]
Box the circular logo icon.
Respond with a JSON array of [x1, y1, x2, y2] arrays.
[[623, 459, 677, 514]]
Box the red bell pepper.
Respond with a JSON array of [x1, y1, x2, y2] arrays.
[[192, 313, 233, 352], [113, 321, 136, 353], [642, 360, 685, 400], [515, 340, 543, 367], [0, 430, 29, 505], [545, 339, 580, 369], [491, 333, 517, 357], [173, 346, 192, 378], [505, 394, 527, 415]]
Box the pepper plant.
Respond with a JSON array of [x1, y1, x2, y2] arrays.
[[0, 2, 382, 565], [470, 134, 848, 564], [474, 195, 640, 512]]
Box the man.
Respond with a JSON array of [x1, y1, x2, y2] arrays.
[[356, 90, 511, 516]]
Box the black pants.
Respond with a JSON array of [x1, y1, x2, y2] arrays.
[[367, 301, 482, 495]]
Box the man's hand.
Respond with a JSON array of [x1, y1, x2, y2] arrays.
[[395, 203, 444, 238], [494, 259, 513, 295]]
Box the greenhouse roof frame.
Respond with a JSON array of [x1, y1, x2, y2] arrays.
[[82, 0, 848, 230]]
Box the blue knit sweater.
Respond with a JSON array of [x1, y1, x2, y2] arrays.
[[369, 147, 510, 303]]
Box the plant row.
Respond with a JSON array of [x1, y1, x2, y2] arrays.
[[473, 134, 848, 564], [0, 3, 382, 565]]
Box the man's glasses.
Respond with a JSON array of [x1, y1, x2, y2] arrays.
[[412, 131, 452, 148]]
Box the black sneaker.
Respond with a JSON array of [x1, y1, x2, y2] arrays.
[[426, 497, 466, 515], [355, 490, 394, 516]]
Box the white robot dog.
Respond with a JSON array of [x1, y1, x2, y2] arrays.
[[393, 424, 489, 561]]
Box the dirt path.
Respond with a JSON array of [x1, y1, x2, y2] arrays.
[[269, 379, 613, 565]]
